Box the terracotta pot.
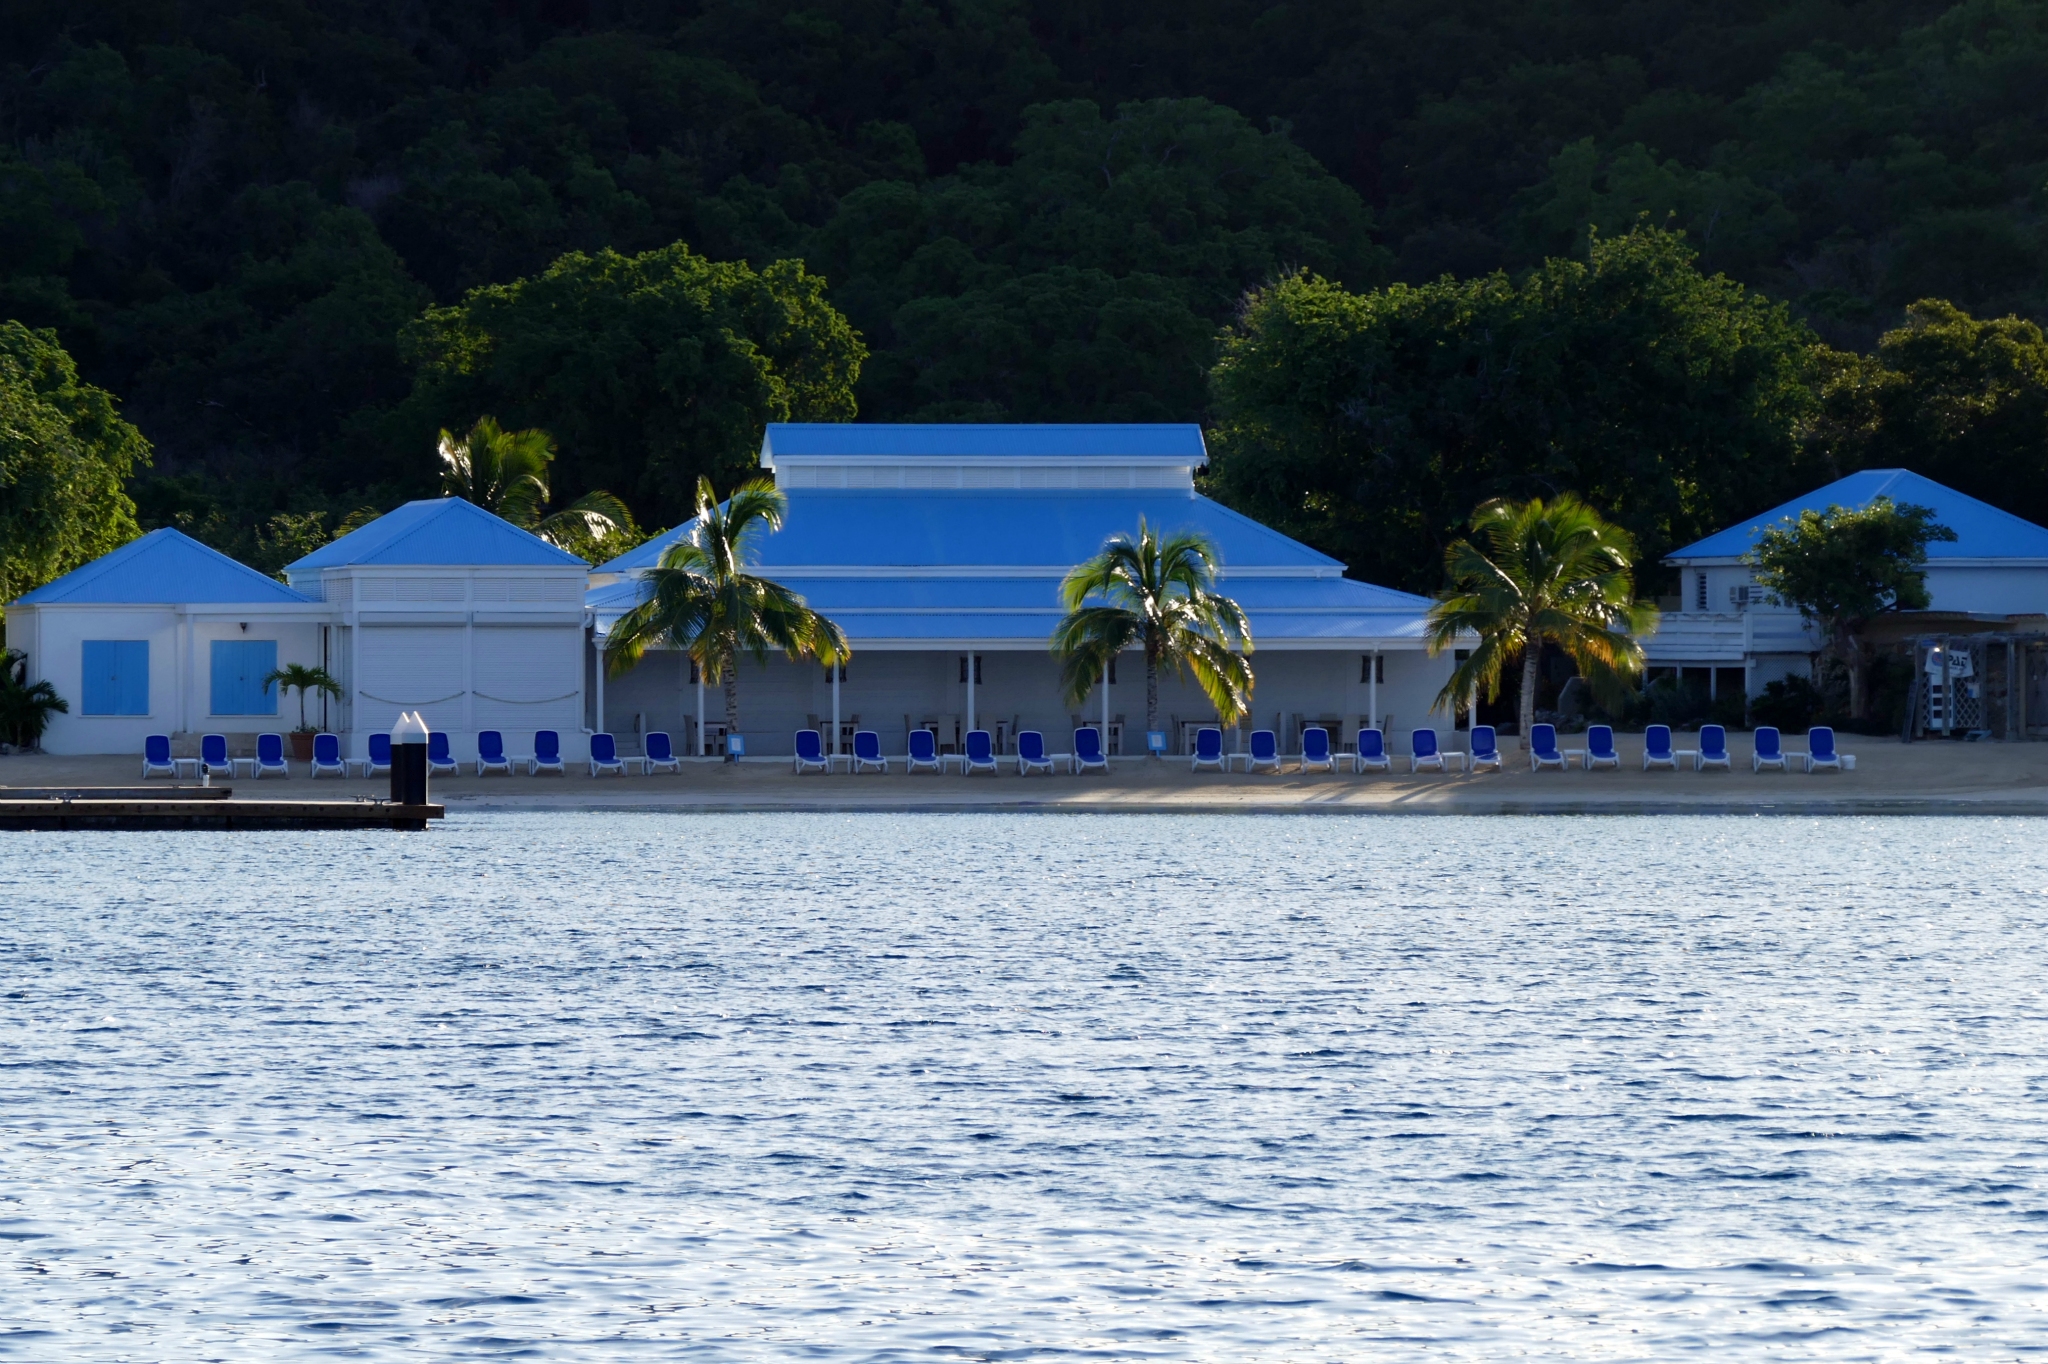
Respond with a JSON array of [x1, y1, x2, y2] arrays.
[[289, 731, 317, 762]]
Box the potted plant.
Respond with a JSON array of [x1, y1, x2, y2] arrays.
[[263, 663, 343, 760], [0, 649, 68, 751]]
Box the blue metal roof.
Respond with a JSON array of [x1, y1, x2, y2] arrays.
[[762, 423, 1206, 462], [286, 498, 587, 571], [1670, 469, 2048, 560], [13, 528, 314, 605], [598, 490, 1340, 575]]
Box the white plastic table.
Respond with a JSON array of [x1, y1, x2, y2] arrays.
[[171, 757, 200, 780], [1562, 747, 1587, 768]]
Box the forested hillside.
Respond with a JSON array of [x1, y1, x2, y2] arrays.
[[2, 0, 2044, 575]]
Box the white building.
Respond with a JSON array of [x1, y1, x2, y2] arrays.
[[1650, 468, 2048, 699]]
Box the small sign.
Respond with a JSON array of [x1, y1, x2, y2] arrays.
[[1146, 730, 1167, 754], [727, 734, 747, 757]]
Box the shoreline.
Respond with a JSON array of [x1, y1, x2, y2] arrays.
[[7, 735, 2047, 818]]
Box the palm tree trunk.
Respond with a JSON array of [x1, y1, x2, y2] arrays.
[[1145, 636, 1160, 746], [721, 645, 740, 762], [1519, 639, 1542, 738], [1841, 625, 1867, 719]]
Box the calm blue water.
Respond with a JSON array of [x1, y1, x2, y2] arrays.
[[4, 813, 2046, 1360]]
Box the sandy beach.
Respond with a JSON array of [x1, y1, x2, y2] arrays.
[[6, 735, 2046, 815]]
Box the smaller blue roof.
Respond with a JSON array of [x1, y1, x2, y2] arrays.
[[1670, 469, 2048, 560], [286, 498, 587, 571], [763, 423, 1206, 461], [14, 528, 313, 605]]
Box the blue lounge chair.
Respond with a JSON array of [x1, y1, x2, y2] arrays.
[[906, 727, 942, 774], [962, 729, 996, 774], [428, 731, 459, 776], [1643, 723, 1677, 770], [1301, 726, 1335, 773], [1752, 725, 1787, 772], [1071, 726, 1107, 774], [476, 729, 512, 776], [1353, 727, 1390, 773], [1468, 725, 1501, 772], [590, 732, 628, 777], [1696, 723, 1732, 771], [254, 732, 290, 779], [310, 732, 346, 778], [1805, 726, 1842, 773], [640, 731, 682, 775], [1410, 727, 1445, 773], [1529, 723, 1566, 772], [1586, 724, 1619, 771], [1015, 730, 1053, 776], [361, 731, 392, 778], [793, 728, 829, 774], [1191, 726, 1225, 772], [529, 730, 564, 776], [1245, 729, 1280, 773], [199, 733, 233, 780], [141, 734, 175, 779], [850, 729, 887, 774]]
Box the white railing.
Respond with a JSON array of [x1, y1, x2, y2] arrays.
[[1643, 610, 1817, 662]]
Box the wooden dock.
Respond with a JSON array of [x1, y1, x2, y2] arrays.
[[0, 789, 443, 830]]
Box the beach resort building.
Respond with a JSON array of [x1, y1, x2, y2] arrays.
[[9, 423, 1453, 759]]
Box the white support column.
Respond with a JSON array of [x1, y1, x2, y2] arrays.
[[695, 658, 706, 755], [594, 632, 606, 735], [1102, 658, 1111, 755], [967, 653, 976, 733], [831, 662, 841, 756], [1369, 650, 1379, 732]]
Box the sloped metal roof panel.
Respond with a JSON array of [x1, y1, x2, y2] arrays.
[[762, 422, 1206, 461], [13, 528, 314, 605], [286, 498, 588, 571], [1669, 469, 2048, 560]]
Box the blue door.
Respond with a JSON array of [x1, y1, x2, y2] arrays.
[[210, 640, 279, 715], [81, 641, 150, 715]]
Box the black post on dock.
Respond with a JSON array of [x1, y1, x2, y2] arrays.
[[392, 710, 430, 806]]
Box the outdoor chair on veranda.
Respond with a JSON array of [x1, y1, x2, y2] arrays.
[[1752, 726, 1787, 772], [1191, 726, 1226, 772], [1353, 728, 1390, 773], [1468, 725, 1502, 773], [1410, 728, 1446, 774], [1643, 724, 1677, 770], [640, 731, 682, 775], [1301, 726, 1336, 774], [201, 733, 233, 780], [906, 728, 942, 774], [1247, 729, 1280, 773], [1696, 724, 1732, 771], [851, 729, 887, 774], [254, 732, 290, 779], [529, 730, 565, 776], [142, 734, 175, 779], [428, 731, 459, 776], [962, 729, 997, 775], [310, 732, 346, 778], [1071, 726, 1108, 775], [476, 729, 512, 776], [589, 732, 628, 777], [361, 732, 393, 778], [1805, 726, 1842, 773], [1015, 730, 1053, 776], [1586, 724, 1620, 771], [793, 729, 830, 775], [1529, 723, 1566, 772]]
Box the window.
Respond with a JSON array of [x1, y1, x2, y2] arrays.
[[688, 659, 699, 684], [958, 654, 983, 683], [81, 641, 149, 715], [824, 662, 847, 683], [1108, 657, 1117, 685], [210, 639, 278, 715], [1695, 572, 1708, 611], [1360, 655, 1384, 683]]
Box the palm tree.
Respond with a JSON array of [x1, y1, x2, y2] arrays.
[[438, 416, 635, 555], [263, 663, 343, 733], [1425, 494, 1658, 737], [1051, 519, 1254, 741], [0, 649, 67, 750], [605, 475, 847, 758]]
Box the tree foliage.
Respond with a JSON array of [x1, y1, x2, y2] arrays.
[[400, 244, 864, 527], [1425, 494, 1656, 737], [436, 416, 639, 561], [0, 322, 149, 612], [1209, 227, 1829, 594]]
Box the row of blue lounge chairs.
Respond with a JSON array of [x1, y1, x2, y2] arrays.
[[1167, 721, 1845, 774], [142, 729, 682, 779]]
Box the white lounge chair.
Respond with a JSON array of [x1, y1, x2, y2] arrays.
[[640, 731, 682, 774], [1528, 723, 1566, 772], [1353, 728, 1390, 773], [1805, 726, 1843, 773], [906, 728, 942, 774], [310, 732, 346, 778], [1191, 726, 1225, 772], [1752, 726, 1788, 772], [141, 734, 176, 779], [1301, 726, 1336, 773], [961, 729, 997, 775], [1585, 724, 1620, 771], [1245, 729, 1280, 773], [1642, 724, 1677, 770], [476, 729, 513, 776], [528, 730, 565, 776], [850, 729, 887, 774], [1015, 730, 1053, 776], [792, 729, 829, 774], [253, 733, 290, 779], [1071, 726, 1108, 775], [589, 732, 628, 777], [1410, 728, 1446, 773], [1696, 724, 1732, 771]]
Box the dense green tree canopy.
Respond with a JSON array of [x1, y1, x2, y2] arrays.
[[1207, 228, 1830, 594], [399, 243, 864, 526], [0, 322, 149, 613]]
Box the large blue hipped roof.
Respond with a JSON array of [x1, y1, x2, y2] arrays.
[[287, 497, 587, 571], [14, 528, 313, 605], [1670, 469, 2048, 560]]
